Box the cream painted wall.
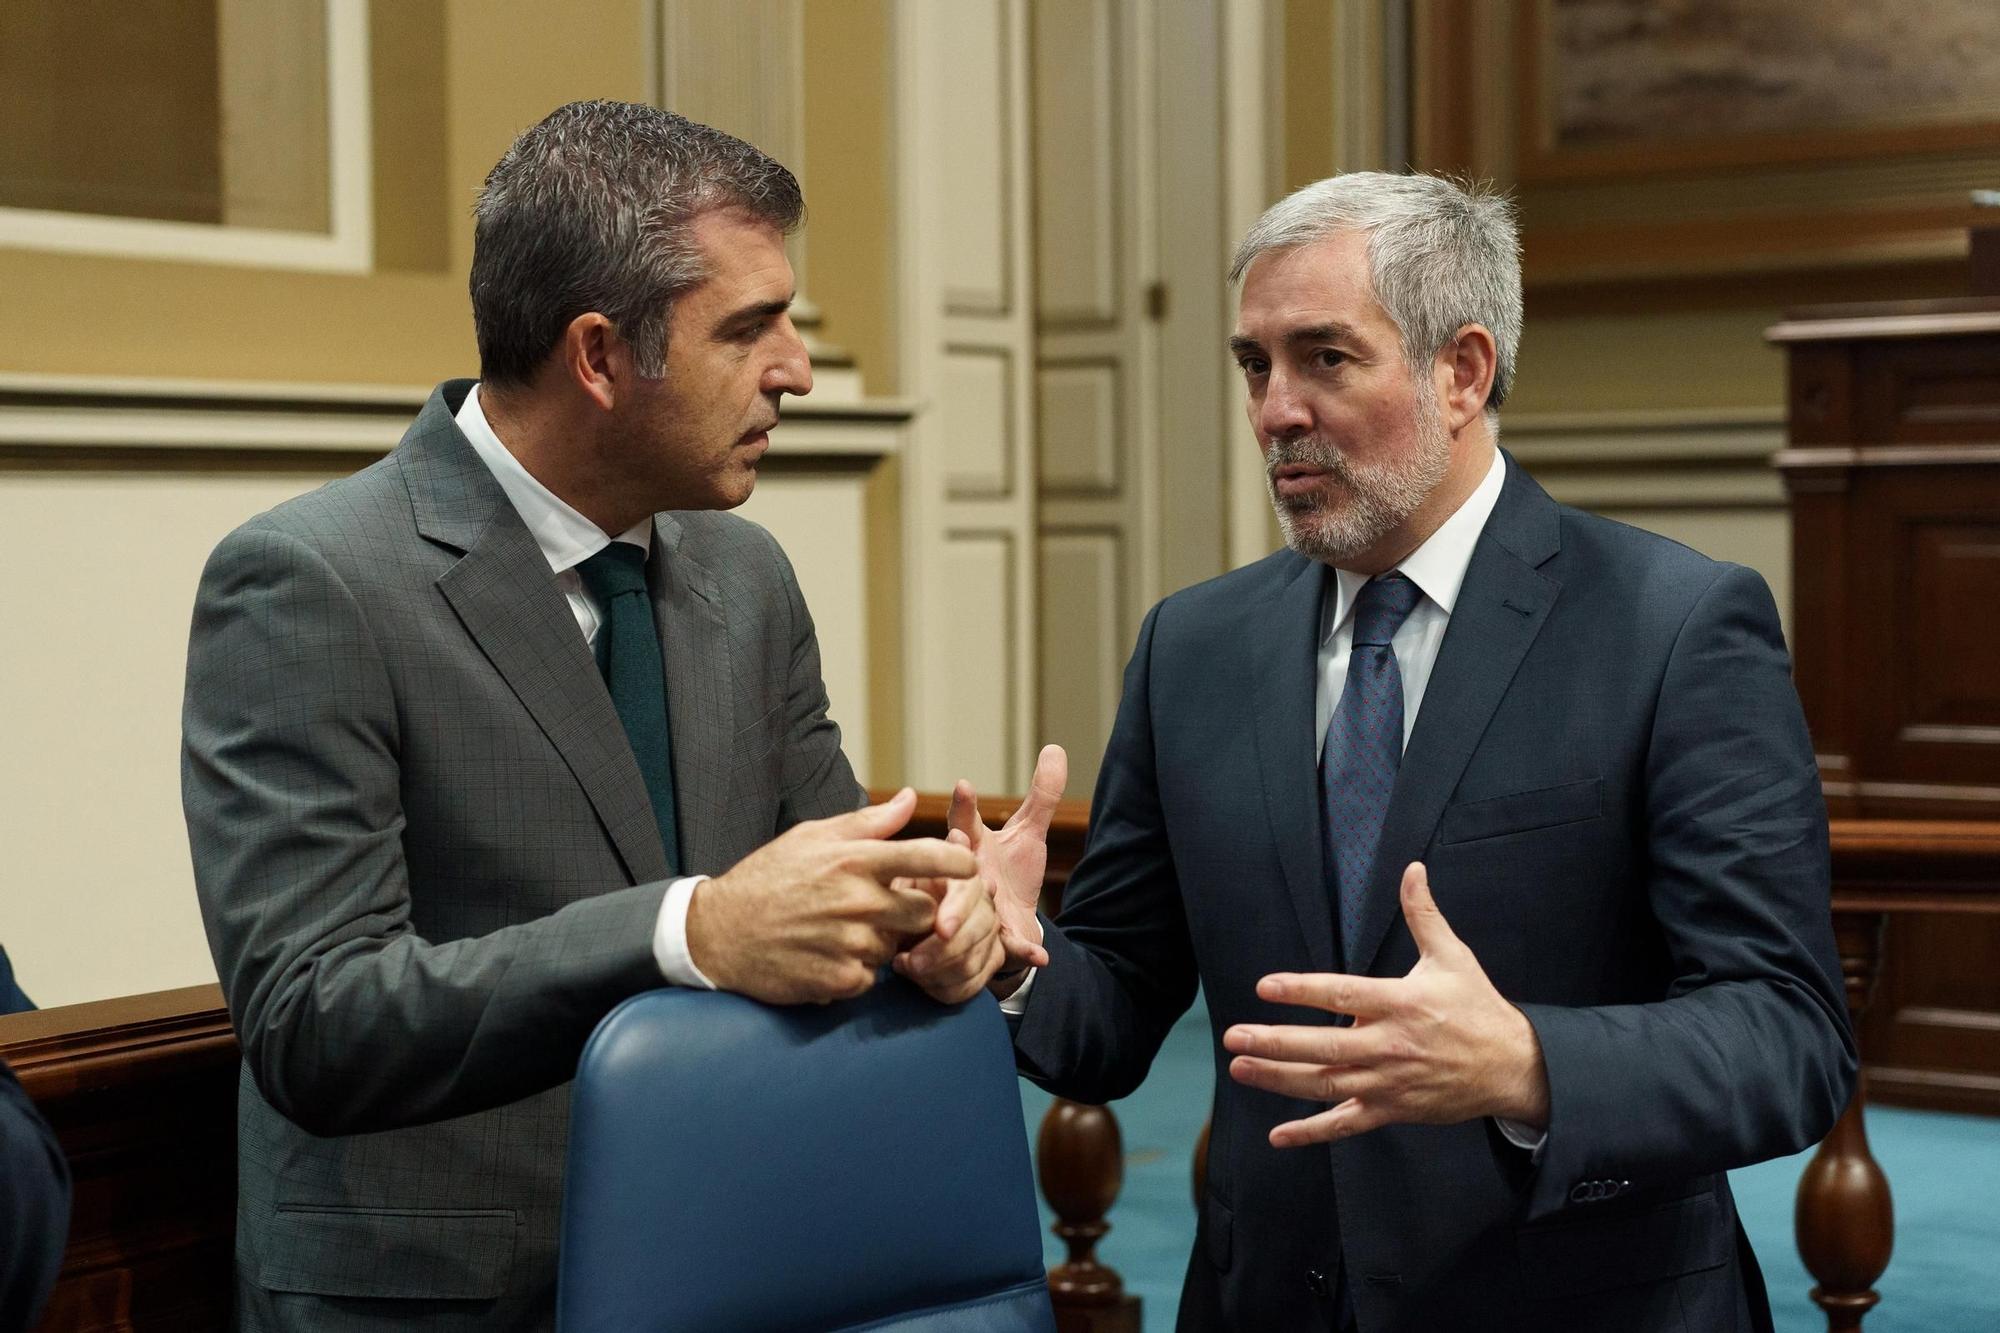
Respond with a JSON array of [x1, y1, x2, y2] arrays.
[[0, 467, 341, 1009]]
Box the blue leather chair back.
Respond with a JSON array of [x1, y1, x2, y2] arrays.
[[558, 977, 1056, 1333]]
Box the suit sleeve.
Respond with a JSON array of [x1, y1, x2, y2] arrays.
[[1012, 603, 1199, 1104], [0, 1061, 69, 1332], [1518, 564, 1856, 1218], [769, 539, 865, 824], [182, 524, 670, 1137]]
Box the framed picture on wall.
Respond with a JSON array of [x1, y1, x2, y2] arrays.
[[1415, 0, 2000, 288], [0, 0, 371, 272]]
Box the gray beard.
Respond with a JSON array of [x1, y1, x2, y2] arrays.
[[1265, 392, 1452, 565]]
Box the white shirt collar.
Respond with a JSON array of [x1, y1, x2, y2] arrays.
[[1322, 447, 1508, 644], [454, 383, 652, 574]]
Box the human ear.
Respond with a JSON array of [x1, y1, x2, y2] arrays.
[[1436, 324, 1497, 433], [562, 313, 622, 412]]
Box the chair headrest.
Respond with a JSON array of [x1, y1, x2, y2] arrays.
[[559, 977, 1051, 1333]]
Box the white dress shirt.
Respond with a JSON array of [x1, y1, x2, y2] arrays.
[[456, 384, 715, 989]]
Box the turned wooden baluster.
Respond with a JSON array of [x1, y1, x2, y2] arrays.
[[1038, 1098, 1141, 1333], [1796, 910, 1894, 1332]]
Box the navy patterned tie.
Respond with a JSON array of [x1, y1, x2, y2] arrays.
[[578, 543, 682, 874], [1322, 573, 1423, 972]]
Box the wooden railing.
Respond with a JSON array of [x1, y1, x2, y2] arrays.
[[5, 810, 1994, 1332]]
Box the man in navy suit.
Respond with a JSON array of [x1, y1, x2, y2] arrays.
[[958, 174, 1854, 1331]]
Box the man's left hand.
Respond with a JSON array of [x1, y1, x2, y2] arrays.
[[1223, 862, 1550, 1147], [893, 831, 1010, 1004]]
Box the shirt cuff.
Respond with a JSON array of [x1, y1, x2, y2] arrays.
[[653, 876, 717, 989], [995, 966, 1039, 1015], [1495, 1117, 1547, 1159]]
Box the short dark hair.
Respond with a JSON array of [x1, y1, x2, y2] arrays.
[[469, 100, 804, 387]]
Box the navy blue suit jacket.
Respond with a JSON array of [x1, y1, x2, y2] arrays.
[[1013, 458, 1854, 1332]]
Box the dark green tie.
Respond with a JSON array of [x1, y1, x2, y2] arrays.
[[578, 543, 681, 873]]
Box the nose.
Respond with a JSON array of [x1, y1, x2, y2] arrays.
[[766, 317, 813, 398], [1253, 367, 1311, 443]]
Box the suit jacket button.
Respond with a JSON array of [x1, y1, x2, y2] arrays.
[[1569, 1181, 1592, 1203], [1305, 1268, 1329, 1298]]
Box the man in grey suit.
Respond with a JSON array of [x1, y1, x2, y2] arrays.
[[957, 174, 1852, 1330], [183, 101, 1021, 1330]]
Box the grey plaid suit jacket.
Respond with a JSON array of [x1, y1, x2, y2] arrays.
[[183, 380, 863, 1330]]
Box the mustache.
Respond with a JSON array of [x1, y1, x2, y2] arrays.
[[1264, 435, 1352, 479]]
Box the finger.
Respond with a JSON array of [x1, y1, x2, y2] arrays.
[[945, 827, 972, 849], [933, 876, 987, 942], [1399, 862, 1465, 961], [856, 836, 978, 882], [946, 780, 988, 849], [900, 908, 988, 992], [1256, 971, 1401, 1019], [825, 787, 918, 841], [891, 874, 951, 904], [1268, 1098, 1391, 1148], [1005, 744, 1069, 838], [998, 918, 1049, 970], [1223, 1022, 1380, 1067], [1228, 1055, 1379, 1104], [856, 881, 941, 937]]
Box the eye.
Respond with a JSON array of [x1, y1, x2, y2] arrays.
[[1235, 354, 1268, 378], [1311, 347, 1346, 370]]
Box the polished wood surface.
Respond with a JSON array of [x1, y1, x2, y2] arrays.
[[1037, 1101, 1141, 1333], [1774, 301, 2000, 1156], [1, 986, 235, 1332], [1804, 821, 2000, 1329], [6, 813, 1990, 1330]]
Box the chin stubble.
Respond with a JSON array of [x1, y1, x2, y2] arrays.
[[1265, 391, 1451, 564]]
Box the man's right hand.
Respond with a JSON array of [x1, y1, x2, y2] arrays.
[[947, 744, 1067, 995], [686, 787, 977, 1005]]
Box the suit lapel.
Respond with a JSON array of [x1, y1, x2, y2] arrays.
[[649, 516, 733, 876], [1248, 554, 1341, 976], [1346, 457, 1564, 977], [403, 384, 671, 887]]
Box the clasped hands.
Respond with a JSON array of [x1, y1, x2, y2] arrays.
[[686, 786, 1044, 1007]]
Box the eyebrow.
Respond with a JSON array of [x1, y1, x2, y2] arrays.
[[1227, 321, 1362, 359], [713, 295, 794, 336]]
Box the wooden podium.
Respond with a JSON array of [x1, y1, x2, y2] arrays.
[[1770, 294, 2000, 1116]]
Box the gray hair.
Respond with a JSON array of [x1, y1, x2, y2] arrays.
[[470, 100, 803, 387], [1229, 172, 1522, 412]]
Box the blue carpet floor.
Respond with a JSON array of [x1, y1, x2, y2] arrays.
[[1018, 997, 2000, 1332]]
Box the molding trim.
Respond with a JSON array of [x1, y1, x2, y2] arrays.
[[1501, 407, 1789, 511], [0, 373, 910, 468]]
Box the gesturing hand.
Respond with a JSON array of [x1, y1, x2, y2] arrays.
[[945, 744, 1066, 991], [1223, 862, 1550, 1146], [687, 788, 978, 1005]]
